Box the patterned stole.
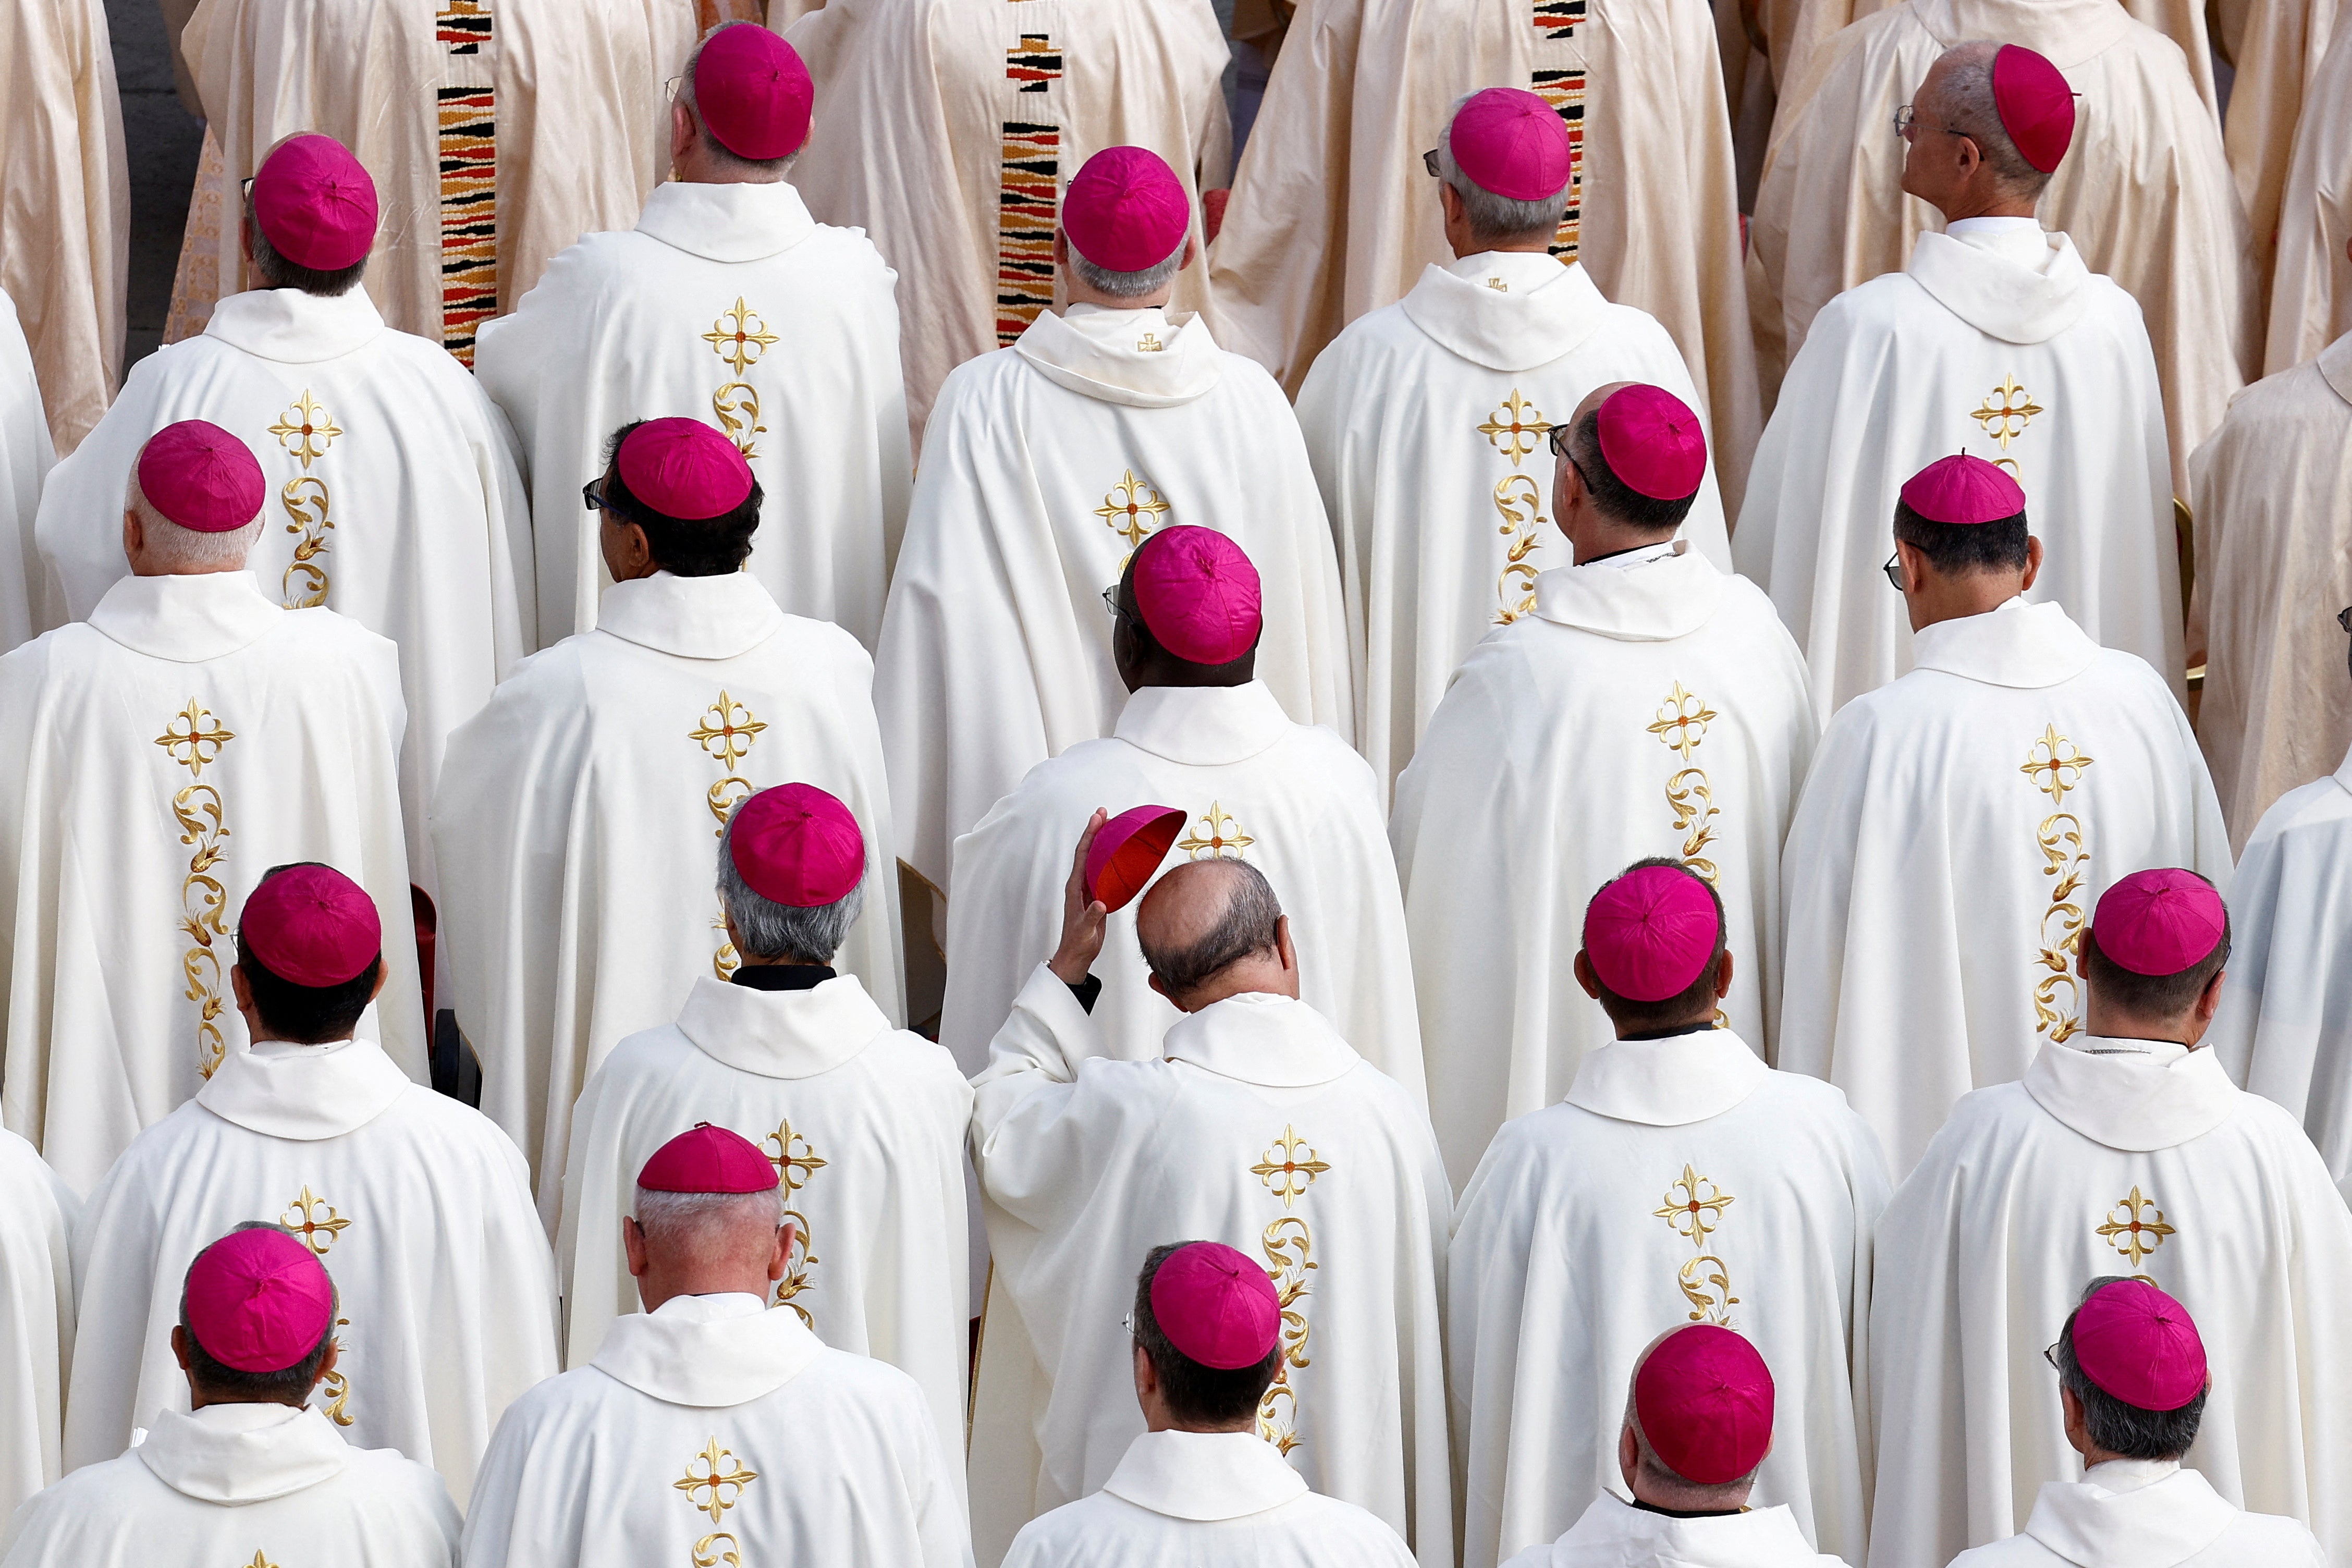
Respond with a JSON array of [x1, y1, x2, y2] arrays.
[[1529, 0, 1587, 262], [997, 18, 1065, 344], [435, 0, 500, 365]]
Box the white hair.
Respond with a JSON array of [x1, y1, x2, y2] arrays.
[[126, 473, 263, 572], [1435, 90, 1570, 245], [1068, 243, 1185, 300], [677, 21, 800, 178], [632, 1185, 786, 1253]]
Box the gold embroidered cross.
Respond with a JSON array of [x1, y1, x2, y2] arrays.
[[268, 390, 342, 469], [1094, 470, 1171, 549], [1969, 375, 2044, 452], [763, 1119, 828, 1191], [156, 701, 235, 777], [2096, 1186, 2176, 1269], [1646, 683, 1718, 762], [1478, 389, 1552, 467], [245, 1553, 278, 1568], [1252, 1127, 1330, 1207], [703, 299, 779, 376], [280, 1186, 352, 1255], [675, 1440, 759, 1523], [2020, 725, 2094, 805], [1136, 332, 1165, 352], [1485, 278, 1508, 291], [690, 692, 767, 770], [1176, 801, 1253, 859], [1654, 1165, 1735, 1243]]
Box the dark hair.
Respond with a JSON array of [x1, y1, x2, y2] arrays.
[[178, 1222, 337, 1403], [1133, 1241, 1282, 1426], [1587, 857, 1728, 1032], [598, 420, 763, 577], [2052, 1276, 2208, 1460], [236, 863, 383, 1044], [1892, 498, 2031, 575], [1569, 409, 1697, 532], [1138, 860, 1283, 997], [2085, 880, 2232, 1021], [1113, 547, 1262, 676], [243, 203, 368, 299]]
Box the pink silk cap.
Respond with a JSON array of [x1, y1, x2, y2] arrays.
[[240, 864, 382, 988], [185, 1227, 336, 1374], [1085, 805, 1187, 912], [1132, 525, 1263, 665], [1595, 384, 1707, 501], [1148, 1241, 1280, 1369], [1062, 146, 1191, 273], [1634, 1324, 1777, 1485], [1898, 452, 2026, 524], [1447, 87, 1574, 201], [730, 783, 865, 909], [1583, 864, 1720, 1002], [638, 1123, 781, 1194], [2072, 1278, 2207, 1411], [252, 134, 378, 272], [2089, 868, 2226, 976], [616, 417, 755, 521], [693, 23, 814, 162], [1993, 45, 2077, 174], [137, 420, 266, 533]]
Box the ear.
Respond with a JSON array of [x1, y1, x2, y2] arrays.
[[1052, 228, 1070, 268], [1714, 947, 1735, 1001], [368, 959, 389, 1005], [230, 962, 254, 1014], [1178, 235, 1198, 272], [1573, 950, 1602, 1001], [1146, 972, 1169, 1001], [670, 98, 697, 166], [770, 1218, 795, 1284], [622, 1214, 651, 1279], [2020, 534, 2045, 592], [1275, 915, 1298, 975], [171, 1324, 192, 1374], [2075, 928, 2092, 981], [310, 1336, 340, 1396], [1439, 180, 1465, 226], [122, 506, 142, 564], [2197, 965, 2227, 1023]]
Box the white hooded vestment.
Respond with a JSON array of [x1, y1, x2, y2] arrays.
[[1949, 1461, 2325, 1568], [1500, 1493, 1847, 1568], [0, 1130, 73, 1528]]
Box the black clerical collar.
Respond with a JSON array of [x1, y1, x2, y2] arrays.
[[1617, 1020, 1717, 1043], [1631, 1498, 1745, 1519], [1576, 540, 1675, 568], [729, 964, 835, 993]]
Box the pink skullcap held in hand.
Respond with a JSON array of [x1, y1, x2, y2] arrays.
[[1992, 45, 2076, 174], [2071, 1278, 2207, 1411], [1898, 452, 2026, 524], [616, 418, 754, 521], [638, 1123, 780, 1194], [137, 420, 266, 533], [1148, 1242, 1280, 1369], [1447, 87, 1574, 201], [2089, 868, 2226, 976], [251, 134, 378, 272], [240, 864, 382, 988], [185, 1228, 336, 1374], [730, 783, 865, 908], [1085, 805, 1186, 912], [1596, 385, 1707, 502], [1062, 146, 1191, 273], [693, 23, 814, 161], [1634, 1325, 1776, 1485], [1132, 526, 1263, 665], [1583, 864, 1719, 1002]]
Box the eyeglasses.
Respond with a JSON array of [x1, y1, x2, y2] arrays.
[[1543, 424, 1593, 491], [1422, 148, 1442, 178], [240, 176, 255, 201], [664, 76, 682, 98], [1101, 584, 1122, 617], [1883, 551, 1907, 591], [1121, 1310, 1137, 1336], [583, 477, 621, 517], [1892, 104, 1968, 141], [2042, 1340, 2063, 1371], [2337, 606, 2351, 634]]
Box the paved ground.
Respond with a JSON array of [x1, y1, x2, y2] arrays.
[[105, 0, 204, 371]]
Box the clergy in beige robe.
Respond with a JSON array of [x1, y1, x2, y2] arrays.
[[1750, 0, 2252, 494], [1393, 385, 1816, 1185], [1737, 44, 2178, 714], [2263, 32, 2352, 375], [0, 290, 54, 654], [0, 0, 126, 453], [1207, 0, 1759, 508], [1296, 93, 1734, 791], [67, 864, 557, 1509], [475, 25, 910, 648], [971, 854, 1452, 1567], [779, 0, 1230, 438], [1866, 872, 2352, 1567], [2222, 0, 2341, 319], [463, 1125, 971, 1568], [0, 427, 422, 1193], [873, 149, 1349, 897], [2189, 330, 2352, 847], [1777, 457, 2230, 1174], [1450, 862, 1886, 1568], [557, 783, 970, 1469], [0, 1132, 73, 1530]]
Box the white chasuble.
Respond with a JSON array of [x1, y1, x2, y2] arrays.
[[432, 570, 902, 1222], [0, 573, 421, 1193], [1391, 545, 1817, 1186], [176, 0, 697, 363], [1736, 224, 2179, 716], [1501, 1493, 1847, 1568], [1950, 1461, 2326, 1568], [969, 969, 1453, 1568], [1002, 1430, 1417, 1568], [1449, 1034, 1888, 1568], [32, 287, 534, 895], [0, 1132, 74, 1528], [461, 1294, 971, 1568], [1776, 598, 2230, 1175], [2261, 11, 2352, 377], [65, 1036, 558, 1508], [1749, 0, 2251, 495], [873, 306, 1350, 893], [2190, 334, 2352, 847], [474, 180, 910, 650], [1296, 253, 1733, 793], [1203, 0, 1760, 511], [939, 680, 1422, 1092], [0, 290, 53, 655], [777, 0, 1231, 439], [0, 1404, 459, 1568], [1867, 1041, 2352, 1568], [556, 974, 971, 1469]]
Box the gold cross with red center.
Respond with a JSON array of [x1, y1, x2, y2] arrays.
[[2020, 725, 2094, 805], [1653, 1163, 1735, 1242], [762, 1119, 828, 1192], [155, 700, 236, 777], [2096, 1185, 2176, 1268], [1645, 683, 1718, 762], [280, 1185, 352, 1255], [1176, 801, 1254, 859], [703, 299, 779, 376], [690, 692, 767, 770], [675, 1440, 759, 1524], [1970, 375, 2045, 451], [268, 389, 342, 470], [1094, 470, 1171, 549], [1477, 389, 1553, 468], [1251, 1126, 1330, 1208]]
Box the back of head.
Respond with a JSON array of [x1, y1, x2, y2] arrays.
[[1625, 1324, 1775, 1508], [632, 1123, 787, 1281], [1892, 452, 2030, 577], [1566, 383, 1707, 533], [130, 420, 268, 573], [244, 134, 377, 298], [717, 783, 868, 964], [1060, 146, 1192, 299], [2084, 868, 2231, 1025], [1933, 41, 2074, 205], [2053, 1276, 2209, 1460], [601, 418, 762, 575], [179, 1223, 339, 1403], [1435, 88, 1574, 250], [1582, 858, 1726, 1031], [1131, 1241, 1282, 1428], [1134, 858, 1283, 1001], [236, 862, 385, 1044], [679, 22, 814, 177], [1115, 526, 1263, 688]]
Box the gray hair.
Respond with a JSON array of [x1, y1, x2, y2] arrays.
[[1068, 244, 1186, 300], [1436, 91, 1569, 248], [632, 1185, 786, 1252], [2051, 1276, 2209, 1461], [715, 805, 866, 964], [1935, 41, 2054, 200], [678, 22, 800, 178], [126, 471, 263, 572], [1138, 859, 1283, 996], [241, 198, 368, 298]]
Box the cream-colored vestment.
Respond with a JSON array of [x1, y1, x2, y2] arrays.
[[1948, 1461, 2325, 1568], [2263, 12, 2352, 375], [0, 291, 53, 654], [1500, 1494, 1848, 1568], [2222, 0, 2341, 319], [0, 1131, 72, 1530]]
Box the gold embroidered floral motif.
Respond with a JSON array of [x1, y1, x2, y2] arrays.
[[1675, 1253, 1739, 1325], [1136, 332, 1165, 352], [675, 1439, 758, 1524], [317, 1314, 354, 1425], [1655, 1165, 1738, 1325], [712, 382, 767, 461], [1646, 683, 1718, 762], [1970, 375, 2045, 453], [703, 298, 779, 377], [268, 389, 341, 469], [691, 1534, 742, 1568], [1175, 801, 1254, 860], [1257, 1214, 1317, 1455], [2096, 1185, 2176, 1271], [1478, 390, 1554, 466], [1252, 1126, 1330, 1206], [763, 1119, 827, 1327], [1094, 470, 1171, 553], [244, 1554, 277, 1568], [280, 1186, 351, 1255], [1664, 769, 1721, 883], [1492, 473, 1546, 625], [158, 701, 235, 1077], [691, 692, 768, 975], [2023, 725, 2094, 1041], [156, 702, 235, 775], [280, 475, 335, 607]]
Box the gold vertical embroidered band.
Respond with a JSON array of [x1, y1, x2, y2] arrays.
[[156, 701, 235, 1079], [763, 1119, 828, 1326], [1654, 1163, 1739, 1325], [1647, 682, 1722, 882], [1970, 374, 2046, 480], [1250, 1126, 1329, 1455], [1478, 389, 1555, 623], [268, 389, 343, 607], [1530, 67, 1585, 262], [998, 120, 1060, 345], [704, 298, 779, 459], [2022, 725, 2093, 1040], [692, 692, 768, 977], [436, 86, 499, 366]]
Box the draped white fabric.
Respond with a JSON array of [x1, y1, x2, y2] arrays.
[[1949, 1461, 2325, 1568], [1500, 1493, 1848, 1568], [0, 290, 53, 653], [0, 1130, 72, 1530]]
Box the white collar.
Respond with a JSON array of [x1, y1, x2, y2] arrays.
[[1551, 1491, 1824, 1567], [1909, 596, 2101, 689], [1563, 1029, 1771, 1126], [1111, 681, 1293, 767], [1398, 254, 1607, 373], [1012, 306, 1225, 407], [2072, 1033, 2190, 1065], [634, 179, 818, 264], [1906, 227, 2089, 345], [1160, 994, 1359, 1087], [2022, 1464, 2239, 1568], [2020, 1039, 2238, 1151], [136, 1403, 349, 1504], [1099, 1429, 1309, 1522], [88, 572, 285, 662], [203, 287, 385, 363], [1532, 540, 1725, 641], [673, 974, 895, 1081], [2319, 332, 2352, 409], [591, 1291, 822, 1407], [195, 1034, 413, 1140], [595, 570, 788, 660]]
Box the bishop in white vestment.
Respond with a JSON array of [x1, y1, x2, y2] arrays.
[[1736, 45, 2178, 714], [1450, 863, 1887, 1568], [940, 527, 1420, 1089], [971, 856, 1452, 1567], [1868, 871, 2352, 1567], [464, 1125, 971, 1568], [1777, 457, 2228, 1173], [33, 139, 533, 892], [558, 784, 969, 1467], [0, 424, 421, 1193], [1296, 91, 1733, 790], [1393, 386, 1815, 1184], [67, 865, 558, 1508], [874, 148, 1349, 896], [475, 26, 910, 648], [0, 1131, 73, 1528], [434, 419, 902, 1220], [0, 290, 53, 652], [2262, 26, 2351, 376]]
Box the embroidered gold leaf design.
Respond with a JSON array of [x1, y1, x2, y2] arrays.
[[675, 1440, 758, 1524], [703, 298, 779, 377], [691, 1534, 742, 1568], [691, 693, 768, 976], [1175, 801, 1254, 860], [2096, 1185, 2176, 1271], [1251, 1126, 1330, 1207], [1256, 1215, 1317, 1455], [317, 1315, 354, 1425], [762, 1119, 828, 1328], [268, 389, 341, 469], [280, 475, 335, 608], [1970, 375, 2045, 453], [2024, 726, 2094, 1040], [1492, 473, 1546, 625], [280, 1186, 351, 1255], [1655, 1165, 1739, 1326], [160, 701, 236, 1077]]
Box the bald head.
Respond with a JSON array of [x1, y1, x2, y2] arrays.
[[1135, 859, 1296, 1010], [1904, 42, 2051, 216], [624, 1186, 790, 1312]]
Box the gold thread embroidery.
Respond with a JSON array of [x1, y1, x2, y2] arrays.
[[280, 476, 335, 608], [1478, 390, 1552, 464], [2096, 1185, 2175, 1274], [704, 299, 779, 460], [317, 1314, 354, 1425], [1646, 682, 1718, 762], [1094, 469, 1172, 557], [1651, 683, 1724, 889], [691, 692, 768, 976], [1257, 1214, 1316, 1455], [1970, 375, 2044, 453], [691, 1535, 742, 1568], [762, 1119, 828, 1326], [157, 701, 235, 1078], [712, 382, 767, 462], [675, 1440, 758, 1524], [280, 1186, 351, 1255], [1175, 801, 1254, 860], [1654, 1164, 1738, 1325], [1252, 1126, 1330, 1207], [244, 1555, 277, 1568], [1480, 390, 1556, 626], [1136, 331, 1165, 352], [268, 390, 340, 469], [2022, 725, 2094, 1041]]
